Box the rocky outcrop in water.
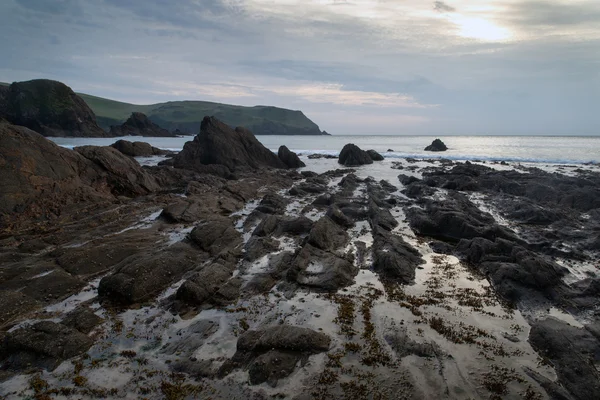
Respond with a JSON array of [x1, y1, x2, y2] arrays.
[[367, 149, 384, 161], [0, 79, 108, 137], [110, 139, 173, 157], [109, 112, 176, 137], [278, 145, 305, 168], [173, 116, 287, 177], [338, 143, 373, 166], [424, 138, 448, 152]]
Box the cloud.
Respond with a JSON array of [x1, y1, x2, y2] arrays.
[[15, 0, 82, 15], [433, 1, 455, 13], [0, 0, 599, 135]]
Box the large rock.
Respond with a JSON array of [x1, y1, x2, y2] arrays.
[[367, 149, 384, 161], [110, 139, 172, 157], [278, 145, 305, 168], [0, 123, 161, 230], [1, 321, 93, 372], [338, 143, 373, 166], [0, 79, 108, 137], [98, 243, 202, 304], [109, 112, 176, 137], [424, 139, 448, 152], [529, 318, 600, 400], [172, 116, 287, 174], [219, 325, 330, 386], [372, 227, 424, 283], [289, 244, 357, 291], [74, 145, 160, 197]]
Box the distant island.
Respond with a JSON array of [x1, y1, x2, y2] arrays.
[[0, 80, 330, 137]]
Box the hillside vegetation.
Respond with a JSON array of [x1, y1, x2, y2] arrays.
[[78, 93, 325, 135], [1, 81, 327, 135]]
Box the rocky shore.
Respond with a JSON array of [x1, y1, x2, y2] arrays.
[[0, 122, 599, 400]]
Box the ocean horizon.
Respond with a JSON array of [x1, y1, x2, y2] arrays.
[[50, 134, 600, 165]]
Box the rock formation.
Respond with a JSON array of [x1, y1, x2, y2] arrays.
[[338, 143, 374, 166], [109, 112, 176, 137], [173, 116, 287, 176], [367, 149, 384, 161], [277, 145, 305, 168], [424, 138, 448, 152], [110, 139, 173, 157], [0, 79, 108, 137], [0, 121, 158, 231]]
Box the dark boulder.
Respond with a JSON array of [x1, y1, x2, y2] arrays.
[[189, 216, 242, 257], [278, 145, 306, 168], [367, 149, 384, 161], [372, 227, 424, 283], [109, 112, 176, 137], [307, 216, 349, 252], [110, 139, 173, 157], [219, 325, 330, 386], [74, 145, 160, 197], [61, 307, 104, 334], [398, 174, 420, 186], [326, 205, 355, 228], [0, 79, 108, 137], [1, 321, 93, 372], [424, 139, 448, 152], [529, 318, 600, 400], [173, 116, 287, 174], [289, 244, 357, 291], [405, 193, 520, 244], [338, 144, 373, 166], [98, 243, 202, 304]]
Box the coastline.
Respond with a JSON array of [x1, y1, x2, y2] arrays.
[[1, 126, 599, 399]]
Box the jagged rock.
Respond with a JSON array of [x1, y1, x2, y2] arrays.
[[278, 145, 306, 168], [424, 139, 448, 152], [326, 205, 354, 228], [109, 112, 175, 137], [61, 307, 104, 334], [398, 174, 420, 186], [110, 139, 173, 157], [367, 149, 384, 161], [0, 79, 108, 137], [289, 182, 328, 196], [1, 321, 93, 372], [255, 192, 288, 215], [301, 171, 318, 178], [307, 216, 349, 252], [189, 216, 242, 257], [244, 236, 280, 262], [338, 144, 373, 166], [98, 243, 202, 304], [0, 123, 115, 230], [529, 318, 600, 400], [372, 227, 424, 283], [160, 199, 206, 223], [290, 244, 357, 291], [219, 325, 330, 386], [74, 145, 160, 197], [0, 291, 40, 327], [172, 116, 287, 174], [368, 199, 398, 231], [405, 193, 519, 243], [308, 153, 337, 159]]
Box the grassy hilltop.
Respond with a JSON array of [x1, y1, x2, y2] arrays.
[[1, 81, 326, 135]]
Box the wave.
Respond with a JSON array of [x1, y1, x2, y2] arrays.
[[283, 149, 598, 165]]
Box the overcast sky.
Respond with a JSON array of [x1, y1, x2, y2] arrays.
[[1, 0, 599, 135]]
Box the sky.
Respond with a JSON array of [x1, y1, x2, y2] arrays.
[[0, 0, 599, 135]]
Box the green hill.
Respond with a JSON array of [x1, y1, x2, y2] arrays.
[[78, 93, 325, 135], [1, 80, 327, 135]]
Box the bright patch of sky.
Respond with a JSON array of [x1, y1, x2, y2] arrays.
[[0, 0, 599, 135]]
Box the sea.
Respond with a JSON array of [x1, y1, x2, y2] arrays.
[[49, 135, 600, 165]]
